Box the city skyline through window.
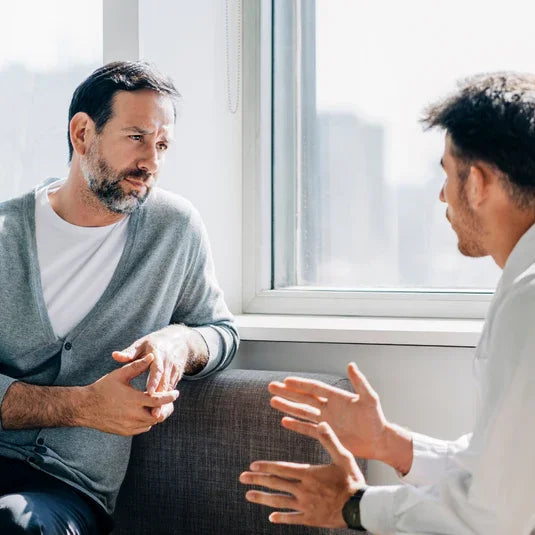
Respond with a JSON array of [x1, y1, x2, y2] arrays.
[[273, 0, 535, 290]]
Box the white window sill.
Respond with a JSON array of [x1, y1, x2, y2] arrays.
[[234, 314, 484, 347]]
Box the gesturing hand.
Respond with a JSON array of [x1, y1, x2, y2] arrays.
[[84, 354, 179, 436], [112, 328, 189, 395], [240, 422, 365, 528], [268, 362, 389, 460]]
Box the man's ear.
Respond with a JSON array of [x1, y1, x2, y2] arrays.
[[69, 112, 94, 157], [465, 164, 489, 209]]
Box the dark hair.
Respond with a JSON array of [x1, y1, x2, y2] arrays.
[[422, 72, 535, 210], [67, 61, 180, 162]]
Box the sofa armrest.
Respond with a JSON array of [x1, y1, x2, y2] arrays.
[[114, 369, 367, 535]]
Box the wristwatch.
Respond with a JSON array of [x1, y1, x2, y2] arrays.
[[342, 487, 367, 531]]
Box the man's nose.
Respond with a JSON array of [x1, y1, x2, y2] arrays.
[[439, 184, 445, 203], [138, 146, 160, 176]]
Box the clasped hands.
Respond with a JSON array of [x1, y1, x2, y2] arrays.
[[82, 326, 194, 436], [240, 362, 398, 528]]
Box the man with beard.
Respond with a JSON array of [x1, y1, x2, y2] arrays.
[[241, 72, 535, 534], [0, 61, 238, 534]]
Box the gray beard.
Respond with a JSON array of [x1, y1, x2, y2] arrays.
[[81, 150, 151, 214], [87, 173, 148, 215]]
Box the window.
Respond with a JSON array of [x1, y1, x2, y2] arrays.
[[243, 0, 535, 317], [0, 1, 103, 202]]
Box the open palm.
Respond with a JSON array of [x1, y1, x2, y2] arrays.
[[268, 363, 388, 460]]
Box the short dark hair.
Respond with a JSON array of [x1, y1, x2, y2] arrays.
[[67, 61, 180, 162], [422, 72, 535, 210]]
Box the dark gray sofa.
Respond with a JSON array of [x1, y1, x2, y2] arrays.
[[113, 369, 367, 535]]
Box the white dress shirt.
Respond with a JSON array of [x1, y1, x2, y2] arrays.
[[361, 223, 535, 534]]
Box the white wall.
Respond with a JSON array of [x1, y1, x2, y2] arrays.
[[139, 0, 243, 313], [139, 0, 478, 486], [234, 341, 476, 484]]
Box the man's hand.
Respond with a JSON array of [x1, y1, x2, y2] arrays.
[[268, 363, 413, 473], [269, 362, 387, 459], [112, 325, 208, 417], [1, 354, 178, 435], [240, 422, 365, 528], [82, 354, 179, 436]]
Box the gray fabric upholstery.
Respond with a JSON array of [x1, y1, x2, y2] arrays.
[[113, 369, 367, 535]]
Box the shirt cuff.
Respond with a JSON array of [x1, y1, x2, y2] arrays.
[[0, 375, 18, 431], [397, 432, 451, 486], [184, 326, 222, 379], [359, 485, 400, 534]]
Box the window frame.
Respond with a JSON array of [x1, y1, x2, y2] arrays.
[[242, 0, 494, 320]]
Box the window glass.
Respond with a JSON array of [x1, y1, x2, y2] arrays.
[[272, 0, 535, 290], [0, 1, 102, 201]]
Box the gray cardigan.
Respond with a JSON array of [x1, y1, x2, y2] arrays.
[[0, 180, 238, 513]]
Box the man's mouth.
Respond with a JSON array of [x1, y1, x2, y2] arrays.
[[124, 177, 149, 193]]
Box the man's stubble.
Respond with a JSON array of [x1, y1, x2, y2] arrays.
[[80, 138, 153, 215]]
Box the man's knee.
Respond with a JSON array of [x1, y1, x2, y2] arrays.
[[0, 494, 43, 534]]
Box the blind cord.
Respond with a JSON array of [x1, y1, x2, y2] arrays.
[[225, 0, 242, 114]]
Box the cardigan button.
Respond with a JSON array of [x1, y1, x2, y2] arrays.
[[64, 342, 72, 351]]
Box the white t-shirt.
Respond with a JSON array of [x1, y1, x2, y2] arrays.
[[35, 180, 129, 338]]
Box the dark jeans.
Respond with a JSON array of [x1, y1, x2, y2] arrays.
[[0, 457, 113, 534]]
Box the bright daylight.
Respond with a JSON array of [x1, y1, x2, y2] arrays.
[[1, 1, 535, 534]]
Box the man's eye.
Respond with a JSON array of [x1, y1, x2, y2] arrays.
[[157, 143, 168, 151], [130, 135, 142, 142]]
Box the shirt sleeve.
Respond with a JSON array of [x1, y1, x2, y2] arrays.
[[398, 432, 472, 487], [361, 356, 535, 534], [360, 289, 535, 534], [170, 207, 239, 380], [0, 374, 18, 431]]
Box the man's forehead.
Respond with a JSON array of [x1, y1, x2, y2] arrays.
[[442, 134, 455, 162], [111, 90, 175, 126]]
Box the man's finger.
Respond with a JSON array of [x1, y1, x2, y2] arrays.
[[269, 512, 305, 525], [169, 368, 182, 389], [245, 490, 297, 510], [270, 397, 321, 422], [112, 351, 133, 363], [249, 461, 310, 479], [316, 422, 353, 467], [283, 377, 339, 398], [347, 362, 376, 399], [155, 361, 172, 393], [281, 417, 320, 439], [239, 472, 298, 494], [112, 340, 145, 362], [146, 358, 165, 395], [118, 354, 154, 382], [157, 402, 175, 422], [140, 390, 179, 408], [151, 403, 169, 422], [268, 382, 325, 408]]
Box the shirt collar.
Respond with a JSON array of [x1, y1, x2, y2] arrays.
[[500, 222, 535, 290]]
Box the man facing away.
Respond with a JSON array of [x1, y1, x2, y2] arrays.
[[0, 61, 238, 534], [241, 72, 535, 534]]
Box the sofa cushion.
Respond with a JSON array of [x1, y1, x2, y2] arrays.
[[113, 369, 366, 535]]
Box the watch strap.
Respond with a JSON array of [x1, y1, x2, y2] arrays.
[[342, 487, 367, 531]]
